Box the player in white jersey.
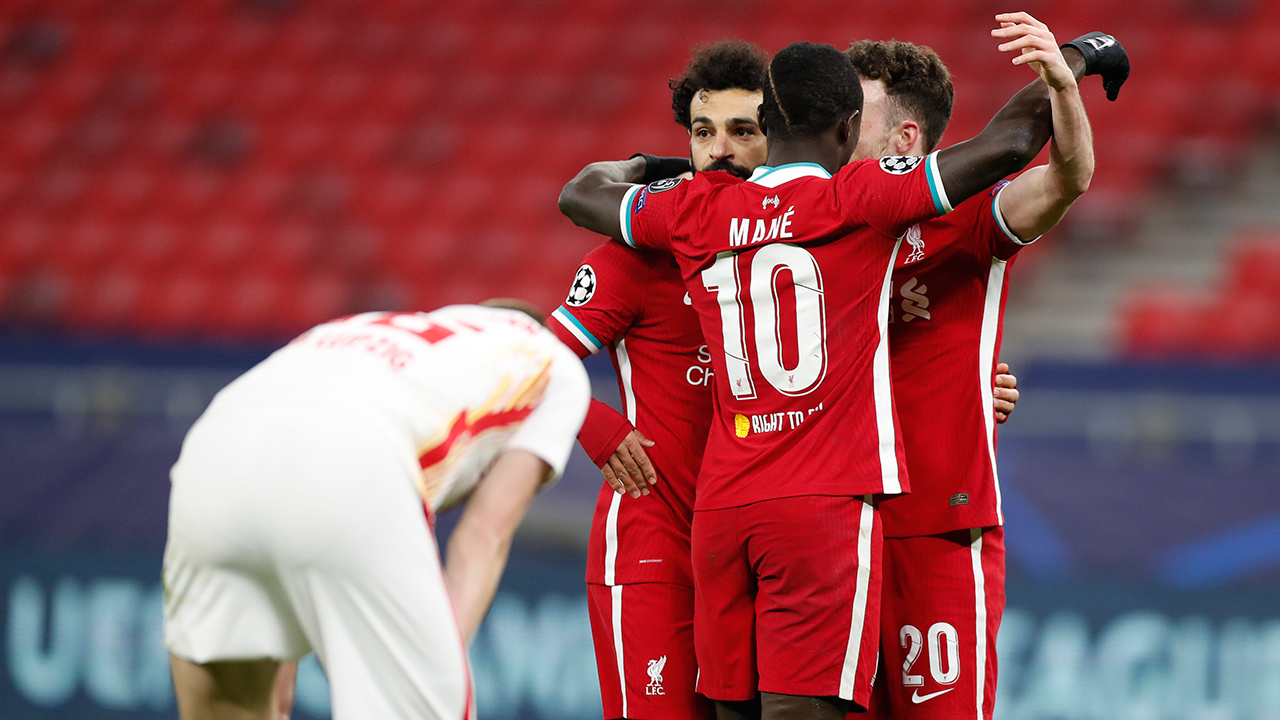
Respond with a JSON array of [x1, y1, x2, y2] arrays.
[[162, 302, 590, 720]]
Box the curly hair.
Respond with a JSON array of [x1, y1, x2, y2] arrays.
[[760, 42, 862, 141], [845, 40, 954, 153], [670, 40, 768, 129]]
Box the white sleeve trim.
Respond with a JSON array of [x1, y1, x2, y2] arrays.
[[551, 307, 604, 354], [618, 185, 642, 248], [926, 152, 953, 215], [992, 183, 1040, 246]]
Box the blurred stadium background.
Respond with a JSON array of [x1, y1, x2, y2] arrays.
[[2, 0, 1279, 718]]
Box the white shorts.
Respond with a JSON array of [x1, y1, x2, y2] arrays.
[[163, 405, 472, 720]]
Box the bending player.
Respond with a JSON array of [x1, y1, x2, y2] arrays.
[[559, 15, 1106, 720], [163, 302, 589, 720]]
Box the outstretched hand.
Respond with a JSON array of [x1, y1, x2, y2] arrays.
[[993, 12, 1075, 92]]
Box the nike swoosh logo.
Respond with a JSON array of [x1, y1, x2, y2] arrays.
[[682, 293, 692, 305], [911, 688, 955, 704]]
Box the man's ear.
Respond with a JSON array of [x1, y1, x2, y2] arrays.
[[893, 120, 921, 156], [757, 103, 769, 136], [837, 110, 859, 146]]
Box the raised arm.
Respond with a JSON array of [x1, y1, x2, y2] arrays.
[[934, 13, 1089, 207], [995, 30, 1095, 240]]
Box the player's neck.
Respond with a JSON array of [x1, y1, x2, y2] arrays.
[[764, 137, 846, 176]]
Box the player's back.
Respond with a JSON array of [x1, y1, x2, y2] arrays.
[[205, 305, 585, 509], [620, 156, 951, 509]]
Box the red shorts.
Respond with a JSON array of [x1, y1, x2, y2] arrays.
[[587, 582, 713, 720], [692, 496, 882, 707], [866, 527, 1006, 720]]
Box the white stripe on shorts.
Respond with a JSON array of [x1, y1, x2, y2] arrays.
[[612, 585, 628, 717], [971, 528, 988, 720], [839, 498, 876, 699]]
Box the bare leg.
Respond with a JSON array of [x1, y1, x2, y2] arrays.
[[170, 654, 281, 720], [272, 661, 298, 719], [761, 692, 851, 720], [717, 697, 763, 720]]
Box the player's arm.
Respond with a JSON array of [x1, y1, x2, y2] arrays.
[[547, 319, 655, 496], [579, 399, 657, 498], [560, 154, 692, 241], [444, 448, 549, 641], [548, 247, 659, 496], [559, 157, 647, 239], [991, 23, 1096, 240], [548, 322, 656, 497], [445, 345, 591, 641], [933, 13, 1092, 208]]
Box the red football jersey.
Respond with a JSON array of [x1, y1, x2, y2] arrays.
[[550, 241, 712, 586], [883, 181, 1031, 537], [623, 155, 951, 510]]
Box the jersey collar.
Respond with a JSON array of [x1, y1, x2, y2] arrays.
[[748, 162, 831, 188]]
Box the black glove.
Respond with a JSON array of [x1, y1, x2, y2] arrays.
[[630, 153, 692, 183], [1062, 32, 1129, 101]]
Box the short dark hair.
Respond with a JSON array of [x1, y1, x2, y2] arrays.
[[845, 40, 954, 153], [670, 40, 768, 129], [480, 298, 546, 326], [760, 42, 862, 141]]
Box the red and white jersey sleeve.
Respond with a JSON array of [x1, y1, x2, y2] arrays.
[[883, 181, 1034, 537], [833, 153, 953, 239], [550, 242, 649, 357], [550, 241, 713, 586], [614, 160, 947, 510], [209, 306, 590, 512], [619, 177, 691, 253]]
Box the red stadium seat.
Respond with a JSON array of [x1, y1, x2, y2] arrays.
[[2, 0, 1278, 340], [64, 267, 142, 332], [1121, 288, 1213, 357], [54, 218, 120, 274], [133, 271, 216, 336], [127, 218, 184, 272], [1227, 236, 1280, 296]]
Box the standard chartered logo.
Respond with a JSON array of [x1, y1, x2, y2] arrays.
[[686, 344, 714, 387]]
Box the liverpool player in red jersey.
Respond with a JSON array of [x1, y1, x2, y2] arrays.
[[845, 24, 1124, 720], [549, 42, 769, 720], [559, 17, 1088, 720]]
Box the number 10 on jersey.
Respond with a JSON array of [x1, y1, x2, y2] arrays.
[[700, 244, 828, 400]]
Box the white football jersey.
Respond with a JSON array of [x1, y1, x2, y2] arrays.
[[204, 305, 590, 510]]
